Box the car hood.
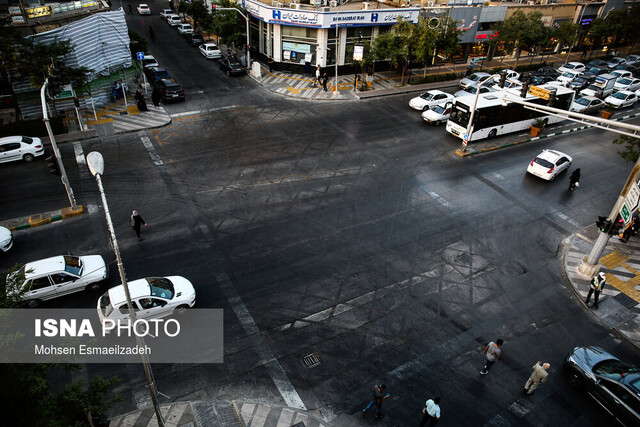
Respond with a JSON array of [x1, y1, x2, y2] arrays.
[[422, 110, 447, 120], [566, 346, 618, 374], [570, 102, 587, 111], [0, 226, 11, 242], [606, 96, 625, 105]]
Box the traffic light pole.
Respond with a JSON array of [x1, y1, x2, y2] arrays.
[[577, 157, 640, 277], [41, 78, 78, 211]]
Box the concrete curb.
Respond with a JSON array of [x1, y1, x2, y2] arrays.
[[0, 206, 84, 231]]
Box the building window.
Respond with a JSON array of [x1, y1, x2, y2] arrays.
[[281, 26, 317, 64], [478, 22, 497, 32]]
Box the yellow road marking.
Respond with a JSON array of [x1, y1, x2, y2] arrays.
[[600, 250, 630, 269], [605, 274, 640, 303]]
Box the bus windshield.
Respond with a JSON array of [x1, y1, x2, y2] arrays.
[[449, 105, 470, 127]]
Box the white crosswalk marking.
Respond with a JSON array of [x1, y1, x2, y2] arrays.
[[139, 131, 163, 166]]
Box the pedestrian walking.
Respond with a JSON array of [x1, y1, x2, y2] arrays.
[[353, 74, 359, 91], [362, 384, 390, 419], [151, 86, 161, 108], [322, 72, 328, 92], [268, 56, 274, 73], [569, 168, 580, 191], [314, 65, 321, 87], [620, 213, 639, 243], [523, 362, 550, 395], [480, 339, 503, 375], [585, 272, 606, 309], [130, 210, 147, 241], [419, 397, 441, 426]]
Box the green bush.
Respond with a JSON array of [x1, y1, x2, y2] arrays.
[[410, 72, 465, 85], [0, 117, 65, 138]]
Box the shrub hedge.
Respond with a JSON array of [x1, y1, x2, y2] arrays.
[[0, 117, 65, 138]]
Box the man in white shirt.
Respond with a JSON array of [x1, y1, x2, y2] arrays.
[[419, 397, 441, 426]]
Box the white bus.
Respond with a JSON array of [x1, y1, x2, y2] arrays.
[[445, 84, 575, 142]]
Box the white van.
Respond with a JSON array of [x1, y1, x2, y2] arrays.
[[166, 15, 182, 26]]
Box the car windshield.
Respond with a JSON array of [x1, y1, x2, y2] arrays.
[[466, 86, 479, 94], [613, 92, 628, 100], [575, 98, 590, 106], [155, 70, 170, 79], [420, 92, 435, 101], [562, 72, 576, 78], [99, 293, 113, 317], [230, 61, 242, 67], [565, 64, 577, 69], [593, 359, 640, 381], [468, 74, 482, 82], [573, 77, 587, 83], [146, 277, 175, 299], [586, 84, 599, 91], [193, 35, 203, 40], [432, 105, 446, 114], [449, 105, 470, 127], [618, 78, 633, 85], [63, 256, 82, 276], [534, 157, 554, 169]]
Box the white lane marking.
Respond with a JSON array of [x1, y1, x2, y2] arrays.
[[214, 270, 307, 411], [427, 190, 456, 211], [553, 210, 581, 228], [170, 105, 239, 118], [139, 131, 163, 166], [493, 172, 506, 182], [73, 141, 86, 165]]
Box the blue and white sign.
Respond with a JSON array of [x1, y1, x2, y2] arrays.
[[136, 52, 144, 60]]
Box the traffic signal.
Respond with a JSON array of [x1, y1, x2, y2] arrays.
[[211, 4, 216, 17], [520, 82, 529, 98], [547, 89, 556, 107], [596, 216, 610, 233], [610, 216, 624, 235], [45, 155, 60, 176], [498, 71, 506, 88]]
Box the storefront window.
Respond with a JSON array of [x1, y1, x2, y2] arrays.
[[281, 26, 317, 64]]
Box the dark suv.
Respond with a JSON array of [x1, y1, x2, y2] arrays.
[[188, 33, 205, 47], [144, 67, 171, 86], [155, 79, 185, 102], [564, 346, 640, 426]]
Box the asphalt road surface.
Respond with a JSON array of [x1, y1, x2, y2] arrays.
[[2, 4, 640, 426]]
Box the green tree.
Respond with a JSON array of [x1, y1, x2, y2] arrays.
[[585, 18, 609, 58], [435, 18, 462, 64], [612, 135, 640, 163], [206, 0, 248, 51], [57, 375, 122, 426], [187, 0, 211, 32], [553, 21, 581, 52], [492, 11, 548, 68]]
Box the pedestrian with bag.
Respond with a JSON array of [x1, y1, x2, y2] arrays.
[[523, 362, 550, 395], [585, 272, 606, 309], [130, 210, 147, 241], [569, 168, 580, 191], [362, 384, 390, 419], [419, 397, 441, 426], [480, 339, 503, 375]]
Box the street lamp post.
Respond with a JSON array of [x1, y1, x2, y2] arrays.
[[334, 11, 339, 92], [86, 151, 165, 427], [462, 74, 499, 152], [41, 78, 78, 211]]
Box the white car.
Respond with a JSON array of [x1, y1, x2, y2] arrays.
[[626, 54, 640, 66], [140, 54, 158, 69], [8, 255, 108, 307], [614, 77, 640, 92], [607, 57, 626, 69], [137, 4, 151, 15], [199, 43, 222, 59], [159, 9, 173, 20], [527, 150, 572, 181], [177, 23, 194, 36], [454, 85, 495, 98], [97, 276, 196, 323], [492, 69, 520, 83], [459, 72, 491, 90], [408, 90, 454, 111], [605, 90, 638, 109], [570, 96, 605, 114], [558, 62, 585, 74], [0, 226, 13, 252], [611, 69, 632, 80], [492, 79, 521, 91], [557, 70, 582, 86], [166, 15, 182, 26], [0, 135, 45, 163], [421, 103, 452, 125]]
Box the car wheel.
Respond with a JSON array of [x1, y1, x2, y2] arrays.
[[565, 369, 584, 389], [26, 299, 41, 308], [435, 120, 442, 126], [174, 304, 190, 314], [85, 283, 101, 292], [23, 153, 35, 162], [227, 70, 231, 77], [488, 129, 497, 138]]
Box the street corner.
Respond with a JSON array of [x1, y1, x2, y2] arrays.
[[28, 213, 51, 228], [233, 401, 329, 427]]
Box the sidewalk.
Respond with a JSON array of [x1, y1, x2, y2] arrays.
[[564, 225, 640, 349], [82, 96, 172, 137]]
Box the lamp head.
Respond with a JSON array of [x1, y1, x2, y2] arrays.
[[86, 151, 104, 177]]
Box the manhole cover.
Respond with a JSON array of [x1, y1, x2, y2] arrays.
[[301, 353, 320, 368], [119, 111, 128, 115]]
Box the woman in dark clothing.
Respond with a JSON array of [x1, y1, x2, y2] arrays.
[[130, 210, 147, 241], [151, 86, 161, 108], [569, 168, 581, 191]]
